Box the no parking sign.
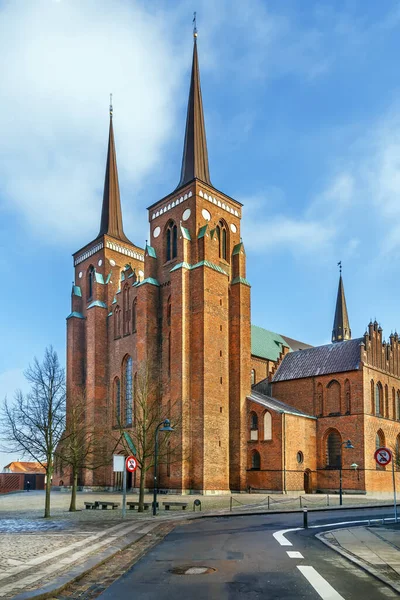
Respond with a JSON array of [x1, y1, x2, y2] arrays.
[[126, 455, 138, 472], [374, 447, 392, 466]]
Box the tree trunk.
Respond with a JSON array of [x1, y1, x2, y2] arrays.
[[44, 466, 52, 518], [69, 468, 78, 512], [138, 465, 146, 512]]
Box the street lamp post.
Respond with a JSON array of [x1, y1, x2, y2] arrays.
[[153, 419, 174, 516], [339, 439, 354, 506]]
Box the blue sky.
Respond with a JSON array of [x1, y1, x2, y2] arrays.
[[2, 0, 400, 466]]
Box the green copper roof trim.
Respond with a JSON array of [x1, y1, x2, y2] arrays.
[[120, 271, 125, 281], [251, 325, 290, 362], [181, 225, 191, 241], [66, 311, 85, 320], [232, 242, 243, 256], [231, 276, 251, 287], [87, 300, 108, 309], [146, 244, 157, 259], [170, 261, 191, 273], [95, 272, 104, 284], [170, 260, 228, 276], [72, 285, 82, 297], [136, 277, 160, 287], [128, 271, 136, 279], [112, 296, 117, 304], [197, 225, 208, 239], [107, 312, 113, 317], [210, 228, 216, 239], [116, 288, 121, 294], [105, 272, 112, 284]]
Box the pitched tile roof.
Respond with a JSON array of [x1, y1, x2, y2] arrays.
[[248, 390, 316, 420], [272, 338, 363, 382], [3, 461, 46, 474]]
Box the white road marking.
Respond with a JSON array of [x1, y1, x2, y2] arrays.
[[287, 551, 304, 558], [272, 528, 301, 546], [309, 517, 395, 529], [297, 565, 345, 600]]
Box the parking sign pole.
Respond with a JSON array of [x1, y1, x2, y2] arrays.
[[122, 467, 127, 519], [392, 455, 397, 524]]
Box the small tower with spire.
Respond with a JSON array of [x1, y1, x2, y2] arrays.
[[332, 262, 352, 343]]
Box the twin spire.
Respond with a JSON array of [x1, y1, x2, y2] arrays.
[[332, 264, 352, 343], [98, 31, 211, 243]]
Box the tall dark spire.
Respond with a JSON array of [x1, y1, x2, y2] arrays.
[[177, 29, 211, 189], [332, 265, 351, 343], [97, 100, 131, 243]]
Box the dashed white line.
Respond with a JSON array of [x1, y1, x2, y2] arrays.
[[272, 528, 302, 546], [287, 551, 303, 559], [297, 565, 345, 600]]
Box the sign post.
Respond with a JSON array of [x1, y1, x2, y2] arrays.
[[113, 455, 126, 518], [374, 447, 397, 523], [124, 456, 138, 518]]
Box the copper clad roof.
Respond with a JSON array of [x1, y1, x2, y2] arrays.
[[177, 38, 211, 189], [272, 338, 363, 382], [332, 275, 351, 343], [97, 115, 131, 244]]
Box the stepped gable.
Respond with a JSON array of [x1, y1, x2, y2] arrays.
[[272, 338, 363, 382]]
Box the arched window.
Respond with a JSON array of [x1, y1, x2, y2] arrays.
[[344, 379, 351, 414], [263, 411, 272, 440], [316, 382, 323, 416], [87, 265, 95, 300], [385, 385, 389, 418], [114, 377, 121, 424], [124, 356, 133, 426], [114, 306, 121, 338], [376, 429, 385, 470], [250, 411, 258, 441], [326, 380, 341, 415], [123, 284, 130, 335], [326, 429, 341, 468], [370, 379, 375, 414], [166, 221, 178, 262], [132, 298, 137, 333], [167, 296, 171, 327], [251, 450, 261, 470], [216, 220, 228, 261], [251, 369, 256, 386], [375, 383, 383, 416], [397, 391, 400, 421]]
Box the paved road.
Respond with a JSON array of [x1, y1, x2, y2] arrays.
[[98, 507, 399, 599]]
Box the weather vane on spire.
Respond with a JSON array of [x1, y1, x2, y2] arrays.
[[193, 11, 197, 38], [337, 260, 342, 275], [109, 93, 113, 118]]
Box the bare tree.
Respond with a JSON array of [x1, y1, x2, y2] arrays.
[[0, 347, 66, 518], [55, 388, 106, 512], [114, 361, 183, 512]]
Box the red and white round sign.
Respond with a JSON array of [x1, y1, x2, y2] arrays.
[[374, 447, 392, 466], [126, 455, 138, 472]]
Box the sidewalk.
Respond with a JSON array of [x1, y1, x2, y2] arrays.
[[318, 525, 400, 593]]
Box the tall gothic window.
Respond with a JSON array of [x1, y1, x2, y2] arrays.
[[123, 284, 130, 336], [216, 220, 228, 261], [166, 221, 178, 262], [326, 380, 341, 415], [114, 377, 121, 424], [251, 450, 261, 470], [344, 379, 351, 414], [326, 429, 341, 468], [375, 383, 383, 416], [87, 265, 95, 300], [124, 356, 133, 426], [316, 382, 323, 415], [393, 388, 396, 420], [132, 298, 137, 333], [114, 306, 121, 338], [385, 385, 389, 418], [263, 411, 272, 440]]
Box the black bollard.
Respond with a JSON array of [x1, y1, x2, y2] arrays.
[[303, 508, 308, 529]]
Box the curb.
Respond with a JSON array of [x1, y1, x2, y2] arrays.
[[11, 524, 171, 600], [316, 528, 400, 595]]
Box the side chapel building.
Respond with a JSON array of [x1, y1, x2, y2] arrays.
[[58, 35, 400, 495]]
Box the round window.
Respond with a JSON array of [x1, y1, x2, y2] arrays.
[[297, 451, 304, 464]]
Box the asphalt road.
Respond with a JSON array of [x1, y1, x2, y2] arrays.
[[98, 506, 399, 599]]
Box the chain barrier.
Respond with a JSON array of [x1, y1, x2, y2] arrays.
[[229, 493, 331, 511]]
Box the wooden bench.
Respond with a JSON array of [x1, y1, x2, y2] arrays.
[[162, 501, 188, 511], [84, 502, 97, 510], [127, 502, 158, 510], [98, 501, 120, 510]]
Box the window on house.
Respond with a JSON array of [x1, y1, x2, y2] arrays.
[[251, 450, 261, 470], [216, 220, 228, 261], [87, 266, 95, 300], [263, 411, 272, 440], [375, 383, 383, 416], [326, 380, 341, 415], [132, 298, 137, 333], [124, 356, 133, 426], [166, 221, 178, 262], [326, 430, 341, 468], [114, 377, 121, 424], [250, 412, 258, 441], [344, 379, 351, 414]]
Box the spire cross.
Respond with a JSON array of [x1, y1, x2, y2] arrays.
[[337, 260, 342, 275], [109, 93, 113, 118], [193, 11, 197, 38]]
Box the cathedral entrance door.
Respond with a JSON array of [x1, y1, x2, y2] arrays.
[[304, 469, 311, 493]]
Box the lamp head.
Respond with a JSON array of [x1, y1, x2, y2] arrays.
[[160, 418, 174, 432], [345, 439, 354, 449]]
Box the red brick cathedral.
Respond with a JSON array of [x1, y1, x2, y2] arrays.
[[59, 36, 400, 495]]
